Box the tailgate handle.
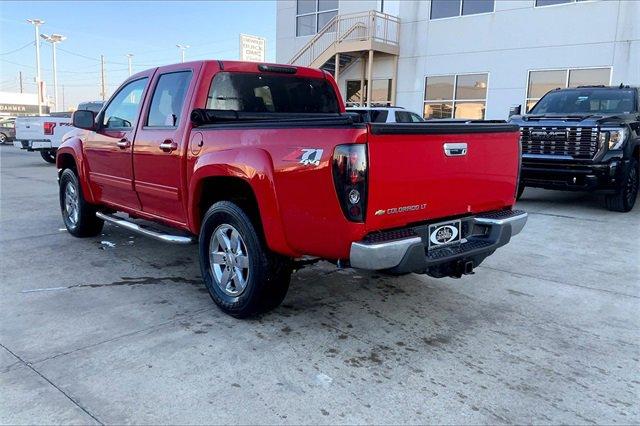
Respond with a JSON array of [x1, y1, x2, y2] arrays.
[[444, 143, 467, 157]]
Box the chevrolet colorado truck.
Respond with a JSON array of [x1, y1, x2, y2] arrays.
[[58, 60, 527, 318], [510, 85, 639, 212]]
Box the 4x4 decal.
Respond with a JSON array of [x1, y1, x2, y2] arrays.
[[283, 148, 324, 166]]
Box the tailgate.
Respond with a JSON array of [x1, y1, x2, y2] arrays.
[[15, 117, 46, 141], [366, 122, 520, 231]]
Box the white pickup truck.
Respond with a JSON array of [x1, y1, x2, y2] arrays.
[[14, 101, 103, 163]]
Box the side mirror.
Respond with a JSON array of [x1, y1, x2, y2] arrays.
[[508, 104, 522, 118], [72, 110, 96, 130]]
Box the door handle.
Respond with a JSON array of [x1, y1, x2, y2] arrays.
[[444, 142, 467, 157], [159, 139, 178, 152], [116, 138, 131, 149]]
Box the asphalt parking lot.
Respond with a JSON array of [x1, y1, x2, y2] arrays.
[[1, 144, 638, 424]]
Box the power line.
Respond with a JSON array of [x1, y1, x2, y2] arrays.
[[0, 41, 35, 56]]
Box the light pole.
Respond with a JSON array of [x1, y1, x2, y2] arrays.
[[41, 33, 66, 112], [126, 53, 133, 76], [176, 44, 189, 63], [27, 18, 45, 115]]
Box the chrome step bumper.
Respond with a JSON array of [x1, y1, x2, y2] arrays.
[[350, 209, 527, 272], [96, 212, 194, 244]]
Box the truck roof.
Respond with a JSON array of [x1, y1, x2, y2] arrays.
[[554, 85, 638, 90], [131, 60, 329, 81]]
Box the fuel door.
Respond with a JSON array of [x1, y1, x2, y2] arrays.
[[190, 132, 204, 156]]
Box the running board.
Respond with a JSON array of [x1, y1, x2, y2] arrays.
[[96, 212, 194, 244]]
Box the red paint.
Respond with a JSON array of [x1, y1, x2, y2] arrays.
[[58, 60, 520, 260]]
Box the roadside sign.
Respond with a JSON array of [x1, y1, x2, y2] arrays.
[[239, 34, 266, 62]]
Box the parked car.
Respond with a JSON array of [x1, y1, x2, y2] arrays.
[[347, 106, 425, 123], [14, 101, 104, 163], [58, 60, 527, 318], [510, 85, 639, 212], [0, 117, 16, 144]]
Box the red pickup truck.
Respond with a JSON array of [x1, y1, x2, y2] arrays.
[[58, 60, 527, 318]]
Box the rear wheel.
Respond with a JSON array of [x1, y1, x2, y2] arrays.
[[605, 158, 638, 212], [0, 133, 7, 144], [40, 149, 56, 164], [199, 201, 292, 318], [59, 169, 104, 237], [516, 184, 525, 201]]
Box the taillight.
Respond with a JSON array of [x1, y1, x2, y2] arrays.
[[332, 144, 368, 222], [44, 122, 56, 135]]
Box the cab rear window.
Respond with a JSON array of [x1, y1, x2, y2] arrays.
[[206, 72, 340, 114]]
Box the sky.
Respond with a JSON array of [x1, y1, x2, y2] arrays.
[[0, 0, 277, 109]]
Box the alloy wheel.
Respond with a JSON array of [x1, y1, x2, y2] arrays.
[[209, 224, 250, 296], [64, 181, 80, 227]]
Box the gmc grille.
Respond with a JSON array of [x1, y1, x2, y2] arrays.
[[520, 126, 600, 160]]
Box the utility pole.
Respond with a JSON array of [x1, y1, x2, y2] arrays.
[[176, 44, 189, 63], [18, 71, 23, 93], [62, 85, 65, 111], [41, 33, 66, 112], [100, 54, 106, 100], [126, 53, 133, 77], [27, 19, 44, 115]]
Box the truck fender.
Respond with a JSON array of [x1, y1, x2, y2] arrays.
[[188, 148, 296, 257], [56, 138, 97, 204]]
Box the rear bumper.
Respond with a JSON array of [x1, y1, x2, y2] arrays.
[[521, 158, 623, 192], [349, 209, 527, 276], [13, 140, 53, 151]]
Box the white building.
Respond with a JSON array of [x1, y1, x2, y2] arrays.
[[276, 0, 640, 119], [0, 92, 51, 116]]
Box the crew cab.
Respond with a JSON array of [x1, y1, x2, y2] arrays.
[[57, 60, 527, 318], [14, 101, 104, 163], [510, 86, 639, 212]]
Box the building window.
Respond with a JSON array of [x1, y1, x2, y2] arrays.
[[296, 0, 338, 37], [345, 79, 392, 106], [535, 0, 589, 6], [423, 73, 488, 119], [430, 0, 494, 19], [525, 67, 611, 112]]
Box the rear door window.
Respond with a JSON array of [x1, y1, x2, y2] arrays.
[[207, 72, 340, 113], [369, 110, 388, 122], [147, 71, 193, 127], [395, 111, 412, 123]]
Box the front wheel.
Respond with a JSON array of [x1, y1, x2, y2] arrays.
[[40, 149, 56, 163], [605, 158, 638, 212], [59, 169, 104, 237], [199, 201, 292, 318], [0, 133, 7, 144]]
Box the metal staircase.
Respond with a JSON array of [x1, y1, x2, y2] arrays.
[[289, 11, 400, 100], [319, 52, 361, 76]]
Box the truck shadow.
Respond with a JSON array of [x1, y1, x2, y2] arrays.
[[94, 225, 513, 371]]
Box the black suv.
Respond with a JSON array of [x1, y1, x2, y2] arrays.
[[510, 86, 639, 212]]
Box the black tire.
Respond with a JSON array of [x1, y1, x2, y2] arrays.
[[516, 184, 525, 201], [59, 169, 104, 237], [0, 133, 7, 144], [40, 149, 56, 164], [199, 201, 292, 318], [605, 158, 638, 212]]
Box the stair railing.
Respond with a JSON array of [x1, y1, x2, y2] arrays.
[[289, 10, 399, 67]]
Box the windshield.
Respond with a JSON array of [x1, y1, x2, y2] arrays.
[[207, 72, 340, 114], [530, 89, 636, 115]]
